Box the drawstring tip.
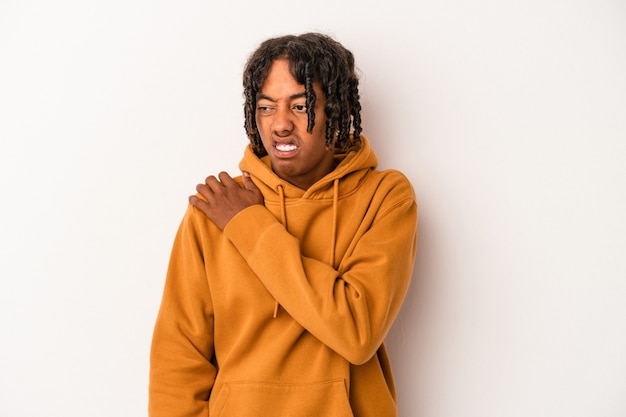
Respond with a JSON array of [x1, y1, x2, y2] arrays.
[[273, 302, 279, 318]]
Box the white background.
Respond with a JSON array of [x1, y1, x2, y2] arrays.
[[1, 1, 625, 416]]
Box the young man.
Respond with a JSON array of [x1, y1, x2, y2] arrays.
[[149, 33, 418, 417]]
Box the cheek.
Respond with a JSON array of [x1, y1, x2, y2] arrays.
[[255, 116, 270, 139]]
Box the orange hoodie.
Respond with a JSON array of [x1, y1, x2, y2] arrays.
[[149, 135, 418, 417]]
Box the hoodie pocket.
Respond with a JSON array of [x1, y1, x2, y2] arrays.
[[211, 378, 354, 417]]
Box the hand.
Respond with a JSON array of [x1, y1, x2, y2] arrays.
[[189, 171, 264, 230]]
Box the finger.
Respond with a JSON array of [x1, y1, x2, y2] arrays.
[[241, 171, 258, 191], [218, 171, 238, 188], [204, 175, 223, 191], [195, 183, 213, 200], [189, 194, 209, 210]]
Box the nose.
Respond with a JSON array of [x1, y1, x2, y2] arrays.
[[272, 105, 294, 136]]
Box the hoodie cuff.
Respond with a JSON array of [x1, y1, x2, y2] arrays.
[[223, 205, 280, 260]]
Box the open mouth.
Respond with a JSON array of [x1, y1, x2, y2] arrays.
[[275, 143, 298, 152], [272, 141, 300, 158]]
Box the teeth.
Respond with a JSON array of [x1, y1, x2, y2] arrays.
[[276, 144, 297, 151]]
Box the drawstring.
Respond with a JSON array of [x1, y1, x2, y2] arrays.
[[273, 185, 286, 318], [278, 185, 287, 230], [330, 179, 339, 267], [271, 181, 339, 318]]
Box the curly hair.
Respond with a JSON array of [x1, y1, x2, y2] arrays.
[[243, 33, 363, 157]]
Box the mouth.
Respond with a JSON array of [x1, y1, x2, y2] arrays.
[[272, 141, 299, 158]]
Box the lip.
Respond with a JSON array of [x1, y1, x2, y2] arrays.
[[272, 139, 300, 158]]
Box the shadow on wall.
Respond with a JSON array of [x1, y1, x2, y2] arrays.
[[385, 204, 442, 413]]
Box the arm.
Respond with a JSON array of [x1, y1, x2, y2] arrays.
[[223, 176, 418, 364], [149, 208, 216, 417]]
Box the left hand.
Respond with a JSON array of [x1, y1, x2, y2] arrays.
[[189, 171, 263, 230]]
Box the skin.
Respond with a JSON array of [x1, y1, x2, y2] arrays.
[[256, 59, 335, 190], [189, 59, 336, 230]]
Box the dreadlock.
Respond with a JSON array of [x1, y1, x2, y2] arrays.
[[242, 33, 363, 157]]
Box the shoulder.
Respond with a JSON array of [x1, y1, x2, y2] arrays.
[[367, 168, 416, 201], [177, 198, 222, 240]]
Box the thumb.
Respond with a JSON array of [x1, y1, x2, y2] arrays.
[[242, 171, 258, 191]]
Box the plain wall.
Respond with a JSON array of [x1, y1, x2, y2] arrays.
[[1, 1, 625, 416]]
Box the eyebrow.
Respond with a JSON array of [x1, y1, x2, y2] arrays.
[[257, 92, 306, 102]]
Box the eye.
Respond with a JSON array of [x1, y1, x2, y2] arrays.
[[256, 104, 275, 115], [293, 104, 307, 113]]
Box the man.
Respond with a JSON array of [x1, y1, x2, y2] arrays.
[[149, 32, 418, 417]]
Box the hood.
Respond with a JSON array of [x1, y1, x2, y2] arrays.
[[239, 134, 378, 200]]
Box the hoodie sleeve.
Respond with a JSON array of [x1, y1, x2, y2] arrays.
[[223, 173, 418, 365], [149, 206, 217, 417]]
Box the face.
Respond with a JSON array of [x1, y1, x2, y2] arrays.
[[256, 59, 335, 190]]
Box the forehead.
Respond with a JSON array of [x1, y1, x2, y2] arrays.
[[258, 59, 323, 101], [259, 60, 301, 94]]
